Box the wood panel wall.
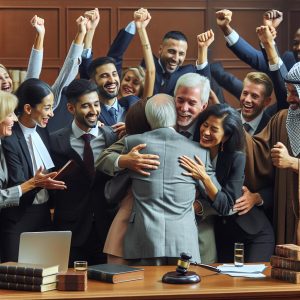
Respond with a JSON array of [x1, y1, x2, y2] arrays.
[[1, 0, 299, 105]]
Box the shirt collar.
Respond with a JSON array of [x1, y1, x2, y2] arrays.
[[104, 98, 119, 111], [177, 121, 197, 139], [241, 110, 264, 133], [18, 121, 37, 136], [72, 120, 99, 139]]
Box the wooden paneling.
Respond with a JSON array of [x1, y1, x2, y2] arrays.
[[0, 0, 298, 100]]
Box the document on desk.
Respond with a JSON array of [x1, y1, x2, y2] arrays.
[[217, 264, 267, 278]]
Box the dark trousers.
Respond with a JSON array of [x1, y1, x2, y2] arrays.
[[68, 222, 107, 267], [215, 215, 275, 263], [0, 202, 52, 262]]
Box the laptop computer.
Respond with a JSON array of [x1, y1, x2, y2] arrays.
[[18, 231, 72, 272]]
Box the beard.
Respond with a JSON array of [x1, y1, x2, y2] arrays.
[[98, 84, 119, 100]]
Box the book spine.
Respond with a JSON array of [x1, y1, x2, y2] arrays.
[[271, 268, 300, 283], [271, 256, 300, 271], [0, 281, 43, 291], [0, 266, 42, 276], [0, 273, 44, 284], [87, 270, 114, 283], [275, 246, 300, 260]]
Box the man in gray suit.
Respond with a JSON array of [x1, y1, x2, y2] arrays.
[[96, 73, 218, 263], [120, 93, 214, 265]]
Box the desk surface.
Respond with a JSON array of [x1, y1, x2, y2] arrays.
[[1, 265, 300, 300]]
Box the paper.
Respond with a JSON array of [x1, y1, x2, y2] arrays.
[[217, 264, 267, 278]]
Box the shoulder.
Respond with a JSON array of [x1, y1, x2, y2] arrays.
[[50, 127, 70, 139]]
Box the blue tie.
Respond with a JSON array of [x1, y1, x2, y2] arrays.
[[108, 107, 117, 123]]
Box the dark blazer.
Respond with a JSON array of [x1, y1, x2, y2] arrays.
[[2, 123, 51, 213], [47, 87, 73, 133], [210, 62, 243, 102], [282, 50, 298, 71], [142, 55, 211, 96], [215, 151, 272, 236], [99, 102, 126, 126], [50, 125, 118, 247], [228, 34, 297, 73], [0, 123, 53, 261]]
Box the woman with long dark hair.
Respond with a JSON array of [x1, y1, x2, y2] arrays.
[[180, 104, 274, 262]]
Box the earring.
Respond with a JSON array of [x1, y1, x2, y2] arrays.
[[220, 142, 224, 152]]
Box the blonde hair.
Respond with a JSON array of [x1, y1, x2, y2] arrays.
[[0, 91, 18, 123], [0, 64, 9, 73], [244, 72, 273, 98], [122, 66, 146, 96]]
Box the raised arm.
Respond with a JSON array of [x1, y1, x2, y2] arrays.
[[216, 9, 269, 72], [134, 8, 155, 99], [25, 15, 45, 80], [257, 25, 288, 111], [79, 8, 100, 79], [51, 15, 87, 109]]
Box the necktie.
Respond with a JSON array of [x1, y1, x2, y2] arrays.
[[243, 123, 252, 133], [108, 107, 117, 123], [180, 131, 192, 139], [81, 133, 95, 179], [160, 72, 171, 93]]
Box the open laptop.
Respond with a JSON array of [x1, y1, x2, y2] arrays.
[[18, 231, 72, 272]]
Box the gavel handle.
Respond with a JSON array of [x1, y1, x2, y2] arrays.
[[190, 262, 221, 273]]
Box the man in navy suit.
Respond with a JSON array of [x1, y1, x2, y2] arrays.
[[216, 9, 299, 72], [80, 14, 213, 98]]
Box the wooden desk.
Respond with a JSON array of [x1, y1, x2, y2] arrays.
[[1, 265, 300, 300]]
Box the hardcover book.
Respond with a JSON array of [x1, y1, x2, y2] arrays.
[[0, 262, 59, 277], [88, 264, 144, 283], [271, 267, 300, 284], [270, 255, 300, 271], [0, 273, 57, 285], [0, 281, 57, 292], [275, 244, 300, 260]]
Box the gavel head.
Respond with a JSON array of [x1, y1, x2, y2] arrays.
[[176, 252, 192, 275]]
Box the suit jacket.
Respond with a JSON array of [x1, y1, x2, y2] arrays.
[[215, 151, 270, 235], [0, 145, 20, 209], [122, 128, 215, 262], [99, 102, 127, 126], [1, 123, 51, 218], [47, 87, 73, 133], [142, 56, 211, 96], [50, 125, 118, 247]]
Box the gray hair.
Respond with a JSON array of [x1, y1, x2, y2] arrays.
[[174, 73, 210, 105], [145, 94, 177, 129]]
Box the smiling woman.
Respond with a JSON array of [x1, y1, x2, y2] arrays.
[[0, 78, 67, 262], [0, 64, 13, 93]]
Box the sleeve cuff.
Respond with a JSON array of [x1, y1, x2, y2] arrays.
[[69, 42, 84, 59], [82, 48, 92, 59], [17, 185, 22, 197], [114, 155, 123, 171], [125, 21, 136, 35], [269, 58, 283, 71], [196, 61, 208, 70], [225, 30, 239, 46]]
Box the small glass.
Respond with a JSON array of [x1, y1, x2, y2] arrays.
[[234, 242, 244, 267], [74, 261, 88, 272]]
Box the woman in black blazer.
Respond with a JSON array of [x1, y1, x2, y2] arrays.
[[180, 104, 274, 263], [1, 79, 66, 262]]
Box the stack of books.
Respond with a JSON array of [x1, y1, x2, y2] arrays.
[[271, 244, 300, 283], [0, 262, 59, 292]]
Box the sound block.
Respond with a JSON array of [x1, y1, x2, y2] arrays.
[[162, 271, 201, 284]]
